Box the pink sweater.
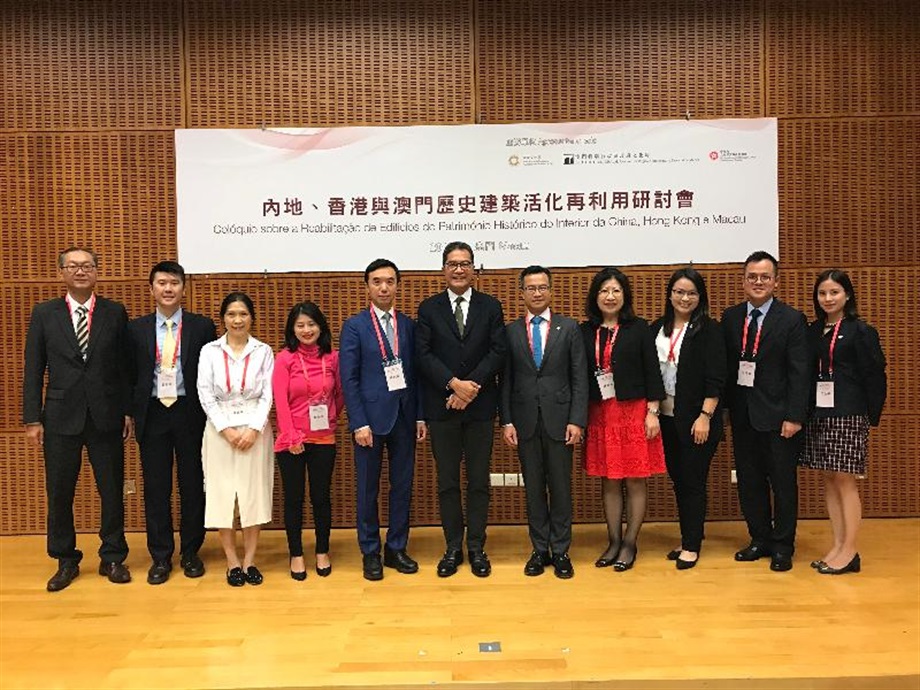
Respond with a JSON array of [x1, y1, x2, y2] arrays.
[[272, 345, 344, 451]]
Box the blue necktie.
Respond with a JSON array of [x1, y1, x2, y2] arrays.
[[531, 315, 544, 368]]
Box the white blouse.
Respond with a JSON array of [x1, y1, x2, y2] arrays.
[[197, 334, 274, 432]]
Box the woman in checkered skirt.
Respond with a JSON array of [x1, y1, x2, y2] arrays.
[[800, 270, 887, 575]]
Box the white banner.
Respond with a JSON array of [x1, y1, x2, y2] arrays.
[[176, 119, 777, 273]]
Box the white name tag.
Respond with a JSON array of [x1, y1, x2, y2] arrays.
[[384, 359, 407, 391], [219, 398, 257, 427], [661, 361, 678, 397], [309, 404, 330, 431], [596, 370, 616, 400], [816, 381, 835, 408], [737, 361, 756, 387], [157, 368, 178, 400]]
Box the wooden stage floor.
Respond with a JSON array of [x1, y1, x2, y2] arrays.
[[1, 519, 918, 690]]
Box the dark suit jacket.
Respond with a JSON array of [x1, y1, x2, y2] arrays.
[[23, 295, 130, 434], [500, 312, 589, 441], [127, 310, 217, 439], [650, 316, 727, 440], [339, 309, 422, 435], [722, 299, 809, 431], [806, 317, 887, 426], [581, 318, 665, 403], [416, 289, 507, 422]]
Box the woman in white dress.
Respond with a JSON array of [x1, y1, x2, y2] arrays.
[[197, 292, 274, 586]]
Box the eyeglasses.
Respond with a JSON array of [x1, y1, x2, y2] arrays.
[[445, 261, 473, 271], [522, 285, 551, 294], [599, 287, 622, 296], [671, 288, 699, 300], [745, 273, 774, 284], [62, 263, 97, 273]]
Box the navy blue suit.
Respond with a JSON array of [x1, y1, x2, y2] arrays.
[[339, 308, 422, 555]]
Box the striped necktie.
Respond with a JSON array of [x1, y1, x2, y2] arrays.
[[75, 306, 89, 359]]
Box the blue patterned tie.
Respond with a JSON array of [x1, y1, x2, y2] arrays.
[[531, 315, 544, 368]]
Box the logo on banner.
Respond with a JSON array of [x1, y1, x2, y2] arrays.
[[710, 149, 754, 162], [508, 155, 520, 166]]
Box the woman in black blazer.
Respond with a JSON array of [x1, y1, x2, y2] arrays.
[[800, 269, 886, 576], [651, 267, 726, 570], [582, 267, 666, 572]]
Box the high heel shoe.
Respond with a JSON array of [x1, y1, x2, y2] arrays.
[[290, 570, 307, 581], [613, 545, 637, 572], [595, 543, 620, 568], [817, 553, 860, 575], [316, 564, 332, 577], [666, 549, 682, 561]]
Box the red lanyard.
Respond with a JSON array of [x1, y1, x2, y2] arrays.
[[223, 349, 252, 393], [66, 293, 96, 333], [667, 324, 686, 363], [742, 312, 764, 358], [155, 318, 183, 366], [525, 313, 550, 356], [594, 324, 619, 371], [297, 352, 328, 400], [369, 307, 399, 360], [819, 320, 843, 378]]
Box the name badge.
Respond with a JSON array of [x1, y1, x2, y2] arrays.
[[595, 370, 616, 400], [661, 361, 677, 397], [220, 398, 255, 427], [309, 404, 330, 431], [737, 361, 756, 387], [157, 368, 178, 399], [384, 359, 407, 391], [816, 381, 835, 408]]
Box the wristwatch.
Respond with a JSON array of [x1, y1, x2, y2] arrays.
[[700, 409, 714, 419]]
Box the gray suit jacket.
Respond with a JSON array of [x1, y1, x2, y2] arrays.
[[500, 312, 589, 441]]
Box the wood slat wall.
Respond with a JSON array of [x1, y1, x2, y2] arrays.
[[1, 0, 917, 536]]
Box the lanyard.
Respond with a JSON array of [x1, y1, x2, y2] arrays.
[[594, 324, 619, 372], [369, 307, 399, 360], [742, 312, 764, 358], [66, 293, 97, 333], [155, 318, 183, 366], [223, 350, 252, 394], [667, 323, 686, 363], [525, 314, 550, 356], [819, 319, 843, 378], [297, 352, 329, 400]]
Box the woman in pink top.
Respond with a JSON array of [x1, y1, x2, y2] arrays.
[[273, 302, 344, 580]]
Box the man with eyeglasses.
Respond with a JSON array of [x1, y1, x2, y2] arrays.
[[722, 250, 808, 572], [23, 248, 133, 591], [500, 266, 588, 578], [416, 241, 507, 577]]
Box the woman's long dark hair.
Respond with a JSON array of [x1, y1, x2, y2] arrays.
[[661, 267, 710, 336], [284, 301, 332, 354], [585, 267, 635, 325], [219, 291, 255, 320], [812, 269, 860, 321]]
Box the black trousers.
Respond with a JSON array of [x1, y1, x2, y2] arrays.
[[276, 444, 336, 557], [730, 411, 801, 556], [139, 397, 206, 563], [44, 414, 128, 566], [517, 412, 574, 555], [429, 416, 494, 553], [660, 415, 721, 552]]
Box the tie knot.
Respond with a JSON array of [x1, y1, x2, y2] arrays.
[[381, 312, 391, 323], [531, 315, 543, 326], [750, 308, 762, 320], [165, 318, 174, 329], [455, 296, 465, 305], [76, 305, 87, 316]]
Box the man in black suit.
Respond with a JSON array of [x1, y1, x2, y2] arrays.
[[722, 250, 809, 572], [23, 247, 133, 591], [500, 266, 588, 579], [416, 241, 507, 578], [128, 261, 216, 584]]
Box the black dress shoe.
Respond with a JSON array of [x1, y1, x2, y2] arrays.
[[245, 565, 264, 585], [613, 544, 638, 572], [383, 546, 419, 574], [676, 556, 698, 570], [552, 553, 575, 579], [595, 542, 621, 568], [666, 549, 682, 561], [810, 559, 826, 569], [47, 563, 80, 592], [363, 552, 383, 581], [226, 566, 246, 587], [436, 550, 463, 578], [147, 560, 172, 585], [98, 561, 131, 584], [180, 553, 205, 579], [469, 550, 491, 578], [524, 550, 550, 576], [818, 553, 860, 575], [770, 553, 793, 572], [290, 569, 307, 581], [734, 544, 771, 562], [315, 564, 332, 577]]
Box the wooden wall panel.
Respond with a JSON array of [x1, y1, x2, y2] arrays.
[[0, 0, 182, 131], [477, 0, 763, 123], [183, 0, 475, 128], [766, 0, 920, 117]]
